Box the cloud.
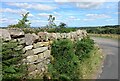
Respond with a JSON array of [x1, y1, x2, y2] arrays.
[[76, 2, 103, 9], [68, 16, 81, 21], [28, 13, 34, 17], [86, 14, 111, 19], [7, 3, 57, 11], [105, 18, 116, 22], [37, 13, 50, 18], [1, 0, 119, 2], [30, 19, 48, 27], [54, 0, 105, 9], [0, 17, 18, 26], [83, 18, 95, 21], [54, 0, 119, 2], [53, 12, 61, 16], [0, 8, 28, 14], [31, 19, 47, 23], [37, 13, 57, 19]]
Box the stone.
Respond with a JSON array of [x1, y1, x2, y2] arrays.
[[8, 28, 24, 38], [24, 45, 33, 51], [15, 45, 23, 51], [17, 38, 25, 44], [36, 62, 44, 70], [48, 33, 57, 40], [27, 55, 38, 63], [76, 30, 82, 36], [49, 41, 53, 44], [56, 33, 61, 39], [33, 42, 43, 48], [60, 33, 64, 38], [52, 33, 57, 39], [32, 33, 39, 40], [32, 47, 48, 54], [28, 70, 38, 78], [28, 64, 36, 72], [25, 33, 37, 45], [66, 33, 71, 39], [24, 50, 34, 56], [41, 67, 45, 72], [11, 39, 17, 42], [33, 42, 49, 48], [38, 53, 44, 61], [60, 33, 67, 39], [40, 42, 50, 46], [43, 59, 50, 65], [0, 29, 11, 41], [47, 33, 52, 40], [63, 33, 67, 38], [43, 50, 51, 59], [78, 37, 82, 41], [22, 59, 27, 63], [38, 32, 48, 41], [70, 32, 77, 40]]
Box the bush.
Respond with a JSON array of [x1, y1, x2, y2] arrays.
[[2, 40, 27, 80], [47, 37, 95, 80], [48, 39, 80, 80], [47, 28, 76, 33], [75, 37, 94, 61]]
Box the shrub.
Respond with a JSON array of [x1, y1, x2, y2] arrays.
[[75, 37, 94, 61], [48, 39, 80, 80], [47, 37, 95, 80], [2, 40, 27, 80]]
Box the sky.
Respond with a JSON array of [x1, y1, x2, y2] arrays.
[[0, 0, 119, 27]]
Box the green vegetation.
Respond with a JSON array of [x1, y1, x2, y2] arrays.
[[80, 25, 120, 34], [47, 15, 56, 28], [47, 39, 81, 80], [58, 22, 67, 28], [75, 37, 94, 61], [80, 25, 119, 39], [89, 34, 119, 40], [21, 27, 77, 34], [78, 46, 104, 79], [8, 12, 31, 28], [46, 37, 103, 80], [2, 40, 27, 80], [47, 27, 77, 33]]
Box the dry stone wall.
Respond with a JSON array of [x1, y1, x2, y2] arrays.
[[0, 28, 88, 79]]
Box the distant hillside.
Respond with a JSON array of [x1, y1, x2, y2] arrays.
[[78, 25, 120, 34]]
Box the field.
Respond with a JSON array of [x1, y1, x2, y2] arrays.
[[89, 34, 120, 40]]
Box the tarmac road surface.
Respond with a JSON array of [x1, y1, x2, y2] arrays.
[[91, 37, 119, 79]]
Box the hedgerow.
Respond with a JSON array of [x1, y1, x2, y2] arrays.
[[47, 37, 95, 80], [48, 39, 81, 80], [75, 37, 94, 61]]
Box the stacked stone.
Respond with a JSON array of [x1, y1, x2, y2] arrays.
[[43, 30, 87, 41], [0, 28, 88, 79], [23, 41, 51, 79], [0, 28, 52, 79]]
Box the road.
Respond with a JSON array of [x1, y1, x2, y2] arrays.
[[91, 37, 119, 79]]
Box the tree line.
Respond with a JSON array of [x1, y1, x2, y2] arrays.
[[79, 25, 120, 34]]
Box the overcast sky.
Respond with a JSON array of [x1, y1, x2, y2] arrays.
[[0, 0, 119, 27]]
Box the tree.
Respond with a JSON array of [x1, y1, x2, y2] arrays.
[[8, 12, 31, 28], [59, 22, 67, 28], [48, 15, 56, 28]]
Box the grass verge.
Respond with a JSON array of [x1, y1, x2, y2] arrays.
[[78, 44, 105, 79], [89, 34, 119, 40]]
